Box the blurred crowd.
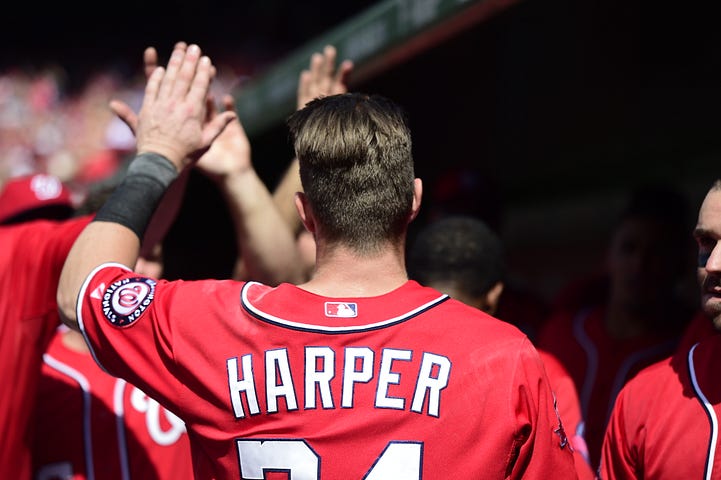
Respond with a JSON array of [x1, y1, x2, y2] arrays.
[[0, 64, 241, 205]]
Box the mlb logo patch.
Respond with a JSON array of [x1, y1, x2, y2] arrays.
[[325, 302, 358, 318]]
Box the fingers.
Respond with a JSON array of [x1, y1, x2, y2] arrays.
[[309, 51, 325, 89], [156, 43, 191, 99], [143, 65, 165, 104], [297, 45, 352, 110], [222, 94, 236, 113], [143, 47, 159, 80], [108, 99, 138, 135], [177, 45, 204, 98], [334, 59, 354, 94], [321, 45, 337, 81], [205, 93, 218, 123], [297, 70, 312, 109], [187, 55, 213, 111]]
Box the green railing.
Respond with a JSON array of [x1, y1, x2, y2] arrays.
[[233, 0, 518, 137]]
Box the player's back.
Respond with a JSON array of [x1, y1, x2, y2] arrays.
[[78, 268, 578, 479]]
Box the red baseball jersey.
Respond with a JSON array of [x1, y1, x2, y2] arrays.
[[32, 327, 194, 480], [0, 217, 91, 480], [600, 334, 721, 479], [77, 264, 578, 479], [537, 305, 683, 469]]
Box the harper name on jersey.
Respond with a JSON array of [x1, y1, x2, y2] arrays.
[[227, 346, 450, 419]]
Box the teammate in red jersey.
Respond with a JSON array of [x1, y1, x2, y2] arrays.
[[599, 179, 721, 479], [407, 214, 595, 480], [0, 174, 92, 480], [57, 43, 578, 479], [536, 184, 698, 470], [32, 325, 193, 480]]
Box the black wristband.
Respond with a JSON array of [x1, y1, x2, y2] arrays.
[[93, 152, 178, 240]]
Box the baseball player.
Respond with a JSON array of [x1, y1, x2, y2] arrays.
[[407, 214, 595, 480], [599, 179, 721, 479], [536, 184, 697, 469], [57, 43, 578, 479], [0, 174, 92, 480], [32, 326, 194, 480]]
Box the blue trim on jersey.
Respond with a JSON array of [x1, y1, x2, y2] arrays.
[[239, 281, 449, 334], [688, 342, 719, 480]]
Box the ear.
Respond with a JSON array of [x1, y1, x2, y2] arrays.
[[482, 281, 505, 316], [295, 192, 316, 234], [409, 178, 423, 222]]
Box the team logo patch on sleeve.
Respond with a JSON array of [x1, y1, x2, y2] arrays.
[[101, 277, 157, 327]]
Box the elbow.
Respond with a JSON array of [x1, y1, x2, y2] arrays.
[[56, 285, 80, 331]]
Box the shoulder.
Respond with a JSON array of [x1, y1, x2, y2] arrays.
[[441, 296, 532, 343], [618, 354, 677, 403]]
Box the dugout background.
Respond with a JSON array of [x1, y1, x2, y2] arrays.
[[4, 0, 715, 300], [157, 0, 721, 302]]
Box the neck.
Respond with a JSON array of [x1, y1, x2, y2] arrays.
[[298, 241, 409, 297]]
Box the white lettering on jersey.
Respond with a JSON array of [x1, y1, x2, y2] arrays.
[[228, 355, 261, 419], [410, 353, 451, 417], [227, 347, 451, 418], [305, 346, 335, 409], [266, 349, 298, 413], [376, 348, 413, 410], [342, 347, 374, 408]]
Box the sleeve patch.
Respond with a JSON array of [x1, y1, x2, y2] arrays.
[[101, 277, 156, 327]]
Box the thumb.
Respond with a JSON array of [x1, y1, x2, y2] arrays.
[[109, 99, 138, 136], [202, 111, 237, 146]]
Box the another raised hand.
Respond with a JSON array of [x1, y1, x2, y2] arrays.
[[275, 45, 353, 222], [195, 94, 305, 285], [274, 45, 354, 280], [195, 94, 252, 181], [296, 45, 353, 109]]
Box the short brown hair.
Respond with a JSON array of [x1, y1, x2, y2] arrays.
[[287, 93, 415, 253]]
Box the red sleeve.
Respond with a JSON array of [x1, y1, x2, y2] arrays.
[[13, 216, 93, 319], [599, 382, 641, 480], [76, 264, 187, 415], [508, 338, 579, 479]]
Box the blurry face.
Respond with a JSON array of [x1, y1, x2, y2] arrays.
[[693, 188, 721, 329], [607, 218, 682, 311]]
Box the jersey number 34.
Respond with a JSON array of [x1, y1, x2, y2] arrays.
[[237, 439, 422, 479]]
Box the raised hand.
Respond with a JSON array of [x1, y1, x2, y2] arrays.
[[133, 43, 235, 170], [195, 94, 251, 182], [297, 45, 353, 110]]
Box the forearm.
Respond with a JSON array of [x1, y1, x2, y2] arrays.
[[57, 222, 140, 329], [221, 168, 305, 285], [58, 154, 178, 329]]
